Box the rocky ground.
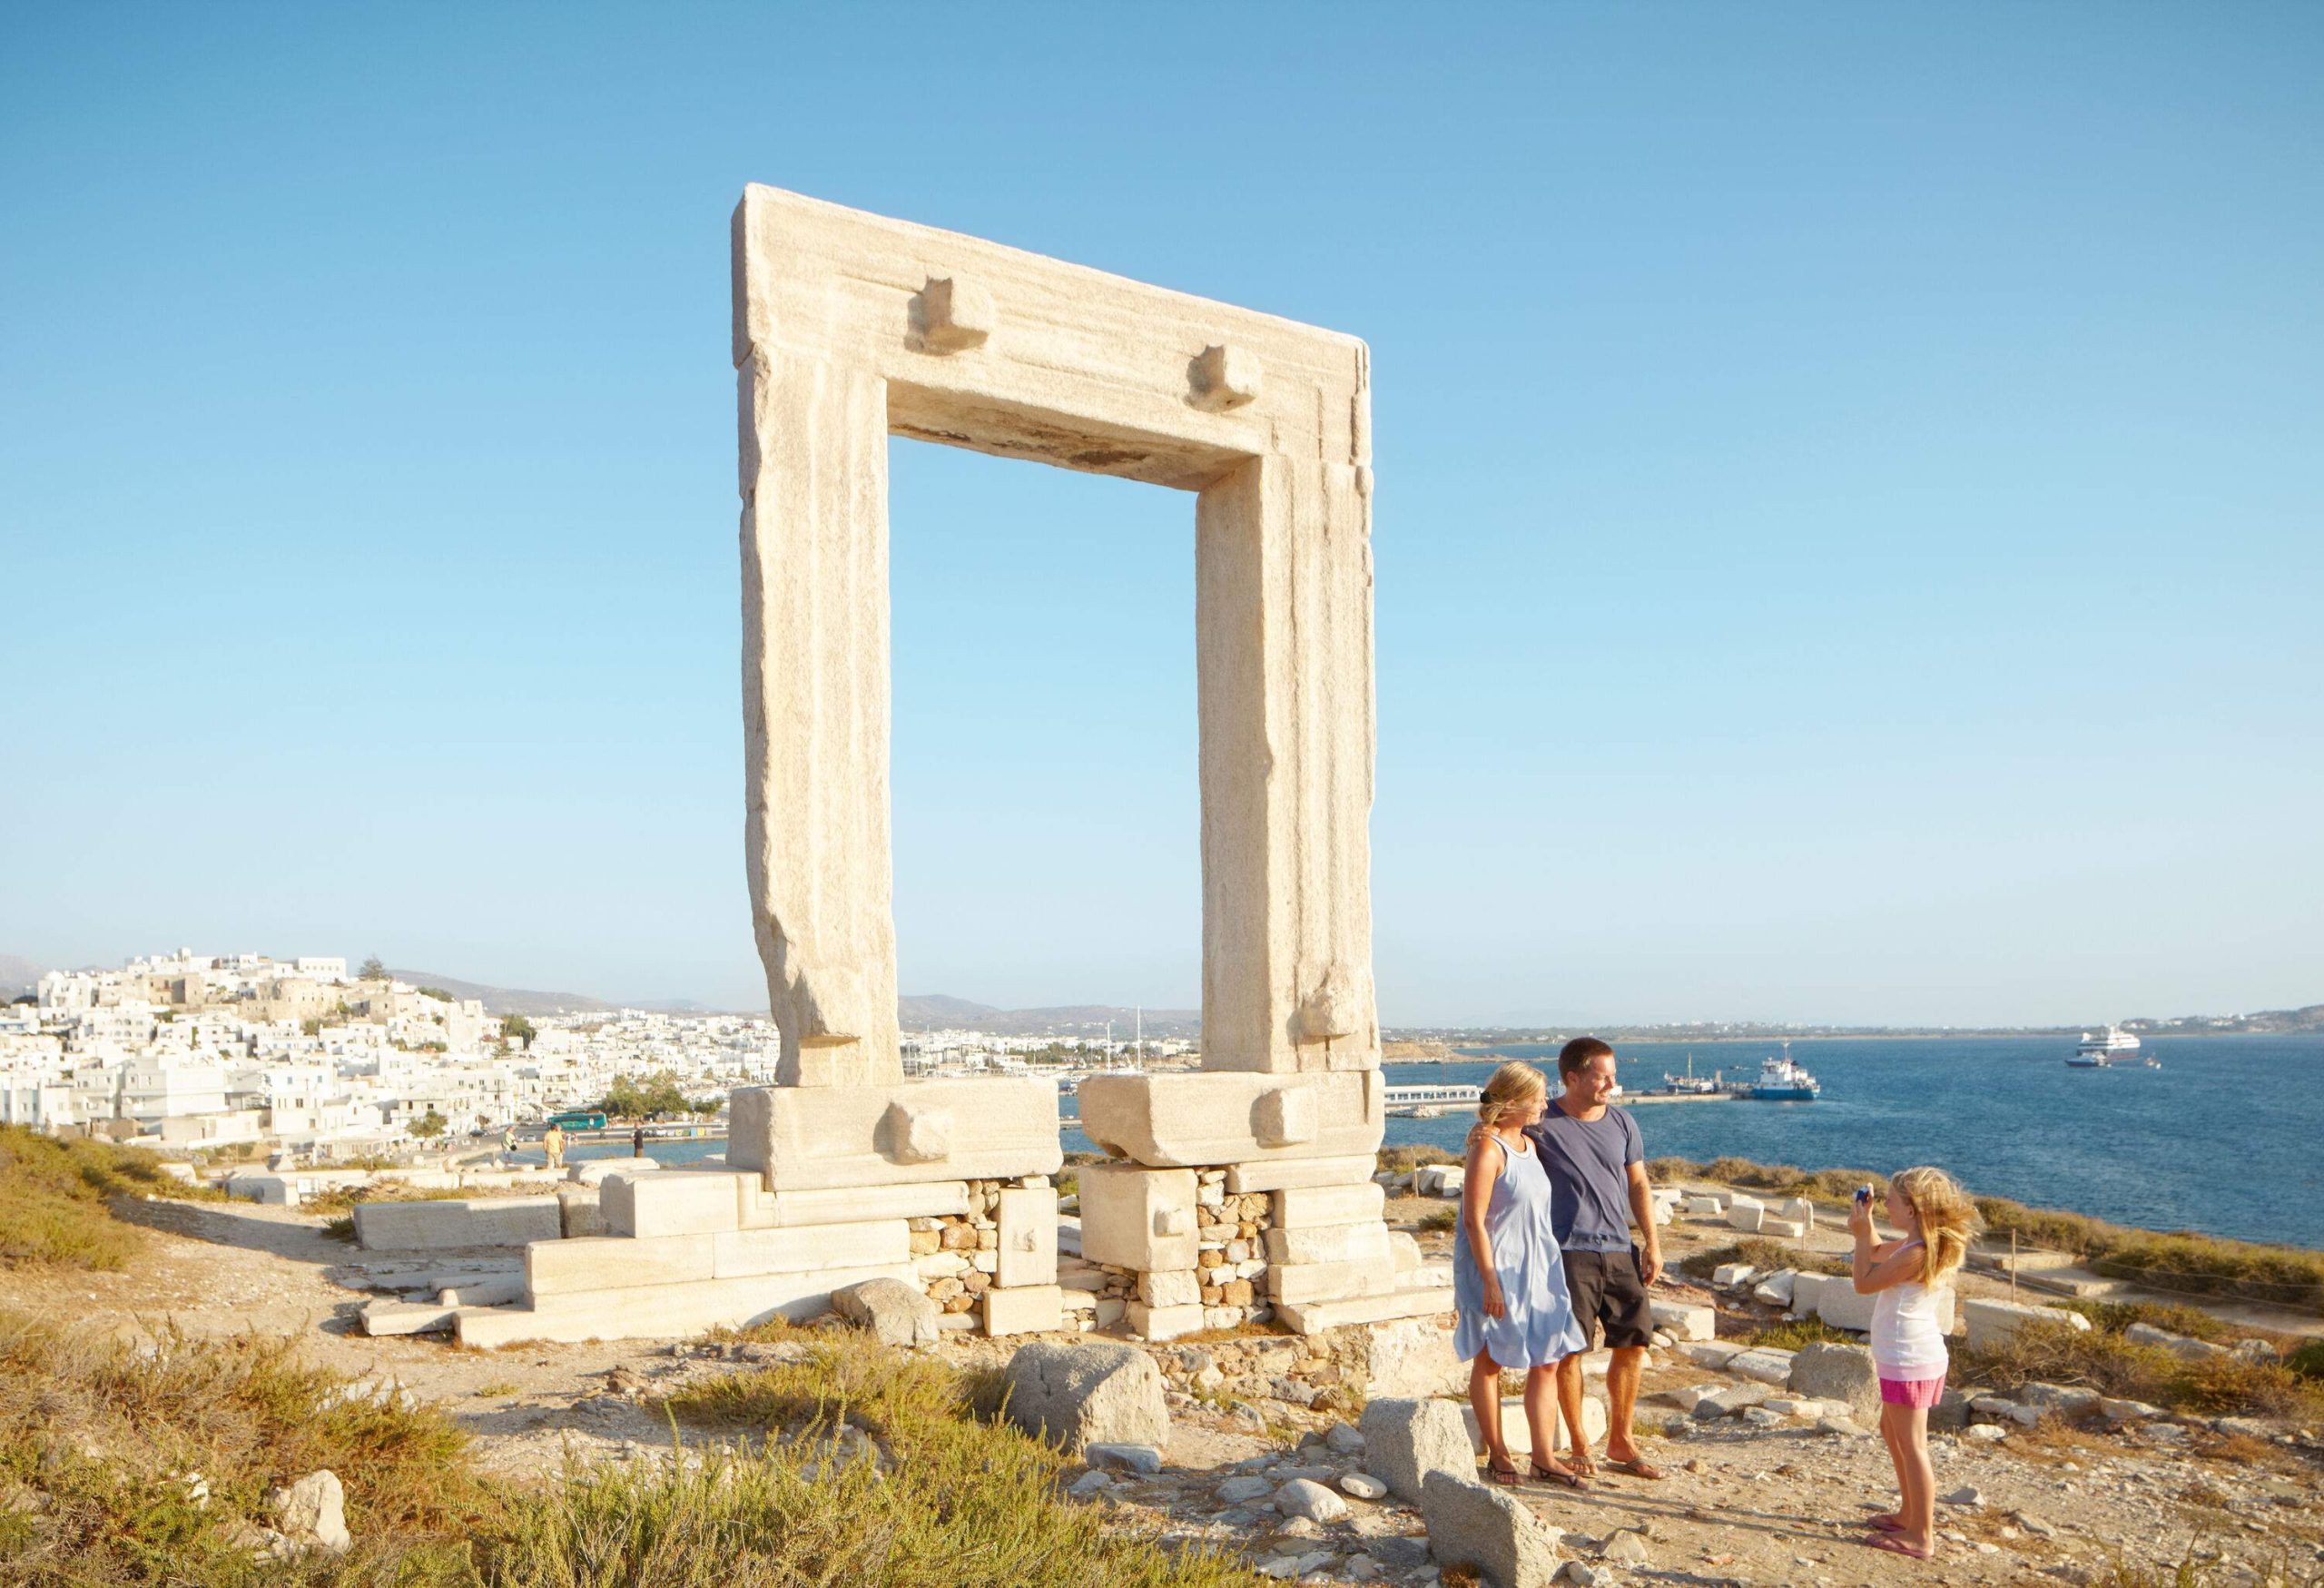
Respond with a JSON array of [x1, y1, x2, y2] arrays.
[[2, 1185, 2316, 1585]]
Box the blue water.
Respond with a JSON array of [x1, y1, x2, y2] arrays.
[[519, 1034, 2322, 1250], [1389, 1036, 2324, 1250]]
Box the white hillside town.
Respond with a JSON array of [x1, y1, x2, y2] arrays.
[[0, 950, 1192, 1159]]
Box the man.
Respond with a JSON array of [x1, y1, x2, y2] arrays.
[[542, 1120, 566, 1170], [1523, 1036, 1665, 1480]]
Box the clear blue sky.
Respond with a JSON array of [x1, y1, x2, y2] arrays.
[[5, 5, 2319, 1026]]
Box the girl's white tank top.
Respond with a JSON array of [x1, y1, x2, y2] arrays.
[[1870, 1238, 1949, 1376]]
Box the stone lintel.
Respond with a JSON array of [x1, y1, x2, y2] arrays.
[[728, 1079, 1061, 1191], [1274, 1287, 1456, 1337], [1075, 1070, 1382, 1169], [1223, 1154, 1378, 1194]]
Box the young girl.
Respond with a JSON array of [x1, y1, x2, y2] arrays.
[[1847, 1165, 1981, 1561], [1452, 1061, 1590, 1488]]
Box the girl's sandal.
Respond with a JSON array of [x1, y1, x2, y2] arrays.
[[1863, 1534, 1933, 1560], [1868, 1514, 1906, 1533], [1528, 1461, 1588, 1490]]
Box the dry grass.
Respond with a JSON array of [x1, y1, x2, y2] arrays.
[[1678, 1238, 1849, 1281], [1744, 1317, 1860, 1351], [0, 1126, 221, 1271], [0, 1312, 1262, 1588], [1377, 1144, 1462, 1174], [1975, 1195, 2324, 1314], [1956, 1317, 2324, 1421], [1649, 1155, 1886, 1206]]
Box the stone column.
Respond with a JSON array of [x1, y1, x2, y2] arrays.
[[1196, 453, 1380, 1073], [737, 342, 901, 1085]]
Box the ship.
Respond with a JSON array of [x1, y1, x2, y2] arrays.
[[2069, 1025, 2142, 1068], [1727, 1041, 1820, 1100], [1660, 1053, 1723, 1095]]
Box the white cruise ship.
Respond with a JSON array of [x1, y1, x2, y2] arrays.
[[2069, 1025, 2142, 1068]]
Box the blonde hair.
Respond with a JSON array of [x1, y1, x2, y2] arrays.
[[1466, 1062, 1548, 1150], [1891, 1166, 1980, 1285]]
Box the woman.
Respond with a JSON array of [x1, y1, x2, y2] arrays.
[[1453, 1060, 1590, 1487]]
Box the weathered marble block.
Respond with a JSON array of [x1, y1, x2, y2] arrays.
[[728, 1079, 1061, 1190], [1273, 1180, 1386, 1229], [997, 1187, 1059, 1287], [1075, 1070, 1383, 1168], [602, 1170, 752, 1238], [1222, 1154, 1378, 1194], [1077, 1164, 1197, 1272]]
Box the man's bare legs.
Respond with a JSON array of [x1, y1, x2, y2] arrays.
[[1553, 1352, 1594, 1472], [1604, 1344, 1648, 1464]]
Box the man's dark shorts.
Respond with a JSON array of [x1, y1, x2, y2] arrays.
[[1561, 1248, 1656, 1351]]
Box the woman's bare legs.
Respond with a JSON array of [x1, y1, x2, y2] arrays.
[[1469, 1351, 1513, 1475], [1521, 1366, 1582, 1481]]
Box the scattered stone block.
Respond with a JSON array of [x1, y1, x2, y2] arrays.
[[1649, 1299, 1716, 1342], [1275, 1286, 1452, 1336], [1727, 1347, 1796, 1385], [2019, 1381, 2101, 1415], [527, 1234, 716, 1296], [1085, 1442, 1163, 1474], [1420, 1471, 1566, 1588], [2100, 1396, 2162, 1423], [1675, 1339, 1745, 1368], [1078, 1164, 1198, 1272], [1681, 1195, 1723, 1218], [602, 1172, 751, 1238], [437, 1277, 521, 1307], [1710, 1262, 1756, 1287], [1751, 1270, 1797, 1307], [1413, 1164, 1465, 1198], [1275, 1477, 1348, 1522], [1726, 1198, 1766, 1234], [1000, 1341, 1169, 1454], [997, 1187, 1058, 1287], [762, 1181, 970, 1227], [1264, 1220, 1394, 1267], [556, 1186, 607, 1238], [1962, 1297, 2090, 1353], [1341, 1471, 1388, 1499], [983, 1285, 1063, 1337], [353, 1196, 562, 1252], [1224, 1155, 1377, 1194], [268, 1471, 350, 1556], [360, 1298, 454, 1336], [832, 1276, 940, 1347], [1758, 1218, 1807, 1239], [1359, 1396, 1472, 1504], [1273, 1181, 1387, 1230], [2123, 1321, 2223, 1360], [1689, 1383, 1772, 1419], [1787, 1341, 1881, 1425], [1127, 1300, 1206, 1341]]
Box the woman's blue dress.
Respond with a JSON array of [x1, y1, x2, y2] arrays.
[[1452, 1131, 1589, 1369]]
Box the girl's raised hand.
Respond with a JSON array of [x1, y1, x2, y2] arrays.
[[1846, 1197, 1874, 1238]]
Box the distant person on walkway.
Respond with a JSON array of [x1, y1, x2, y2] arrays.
[[1850, 1166, 1980, 1562], [633, 1124, 647, 1159], [542, 1122, 566, 1169], [1452, 1062, 1590, 1488], [499, 1124, 516, 1167], [1524, 1036, 1665, 1480]]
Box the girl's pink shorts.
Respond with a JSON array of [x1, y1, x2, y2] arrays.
[[1878, 1374, 1945, 1408]]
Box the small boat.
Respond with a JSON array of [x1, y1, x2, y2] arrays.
[[2070, 1024, 2141, 1068], [1661, 1052, 1722, 1095]]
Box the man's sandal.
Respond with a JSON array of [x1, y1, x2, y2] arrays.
[[1602, 1456, 1664, 1480], [1528, 1461, 1588, 1490]]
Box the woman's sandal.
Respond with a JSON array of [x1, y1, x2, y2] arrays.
[[1483, 1460, 1523, 1486], [1528, 1461, 1588, 1490]]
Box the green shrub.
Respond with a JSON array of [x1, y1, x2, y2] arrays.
[[2286, 1337, 2324, 1383], [1746, 1317, 1859, 1351], [1417, 1207, 1457, 1233], [0, 1126, 223, 1270], [1956, 1318, 2324, 1422]]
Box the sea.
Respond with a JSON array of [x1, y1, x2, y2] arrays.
[[545, 1033, 2324, 1252]]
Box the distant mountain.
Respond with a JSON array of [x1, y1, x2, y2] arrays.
[[0, 955, 48, 999], [2129, 1003, 2324, 1035], [386, 971, 616, 1017], [899, 994, 1199, 1039]]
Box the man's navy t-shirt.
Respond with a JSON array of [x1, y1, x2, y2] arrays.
[[1523, 1098, 1643, 1252]]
